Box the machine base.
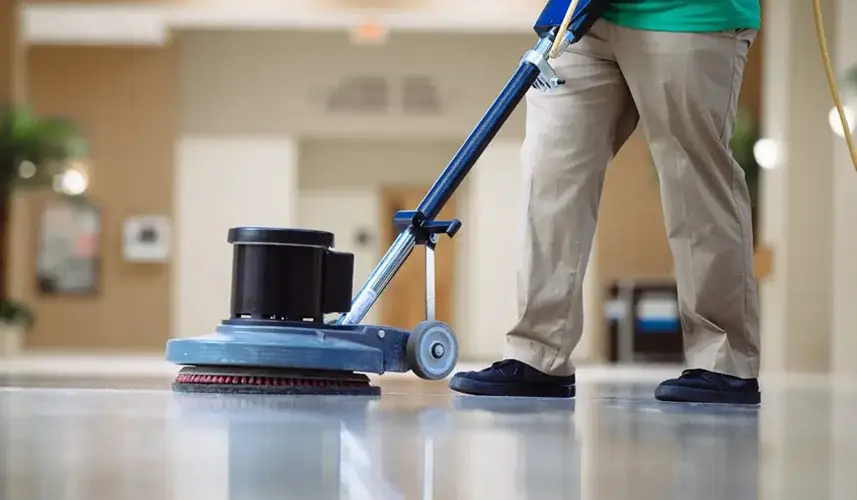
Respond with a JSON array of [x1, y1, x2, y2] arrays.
[[167, 318, 459, 394], [166, 320, 412, 376]]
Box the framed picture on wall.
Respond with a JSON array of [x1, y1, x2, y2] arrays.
[[36, 198, 102, 296]]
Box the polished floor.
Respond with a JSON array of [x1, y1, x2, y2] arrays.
[[1, 361, 855, 500]]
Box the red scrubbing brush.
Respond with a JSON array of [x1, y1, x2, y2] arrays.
[[172, 366, 380, 396]]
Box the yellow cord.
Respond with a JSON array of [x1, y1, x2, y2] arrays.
[[814, 0, 857, 170], [550, 0, 581, 59]]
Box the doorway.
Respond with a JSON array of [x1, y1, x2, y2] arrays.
[[378, 187, 456, 330]]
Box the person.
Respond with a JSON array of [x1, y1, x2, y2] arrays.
[[449, 0, 762, 405]]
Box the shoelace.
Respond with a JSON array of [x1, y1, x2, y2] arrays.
[[489, 360, 522, 374]]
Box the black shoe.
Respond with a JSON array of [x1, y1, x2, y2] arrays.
[[448, 359, 576, 398], [654, 369, 761, 405]]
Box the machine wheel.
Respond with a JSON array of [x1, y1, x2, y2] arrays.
[[406, 321, 459, 381]]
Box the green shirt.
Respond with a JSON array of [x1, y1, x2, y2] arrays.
[[601, 0, 761, 33]]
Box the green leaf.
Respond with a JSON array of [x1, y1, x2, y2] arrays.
[[0, 299, 35, 330], [846, 65, 857, 88], [0, 105, 83, 191]]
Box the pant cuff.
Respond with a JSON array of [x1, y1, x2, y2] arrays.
[[505, 335, 575, 376], [685, 353, 760, 380]]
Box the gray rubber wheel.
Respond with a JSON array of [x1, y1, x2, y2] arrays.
[[406, 321, 459, 380]]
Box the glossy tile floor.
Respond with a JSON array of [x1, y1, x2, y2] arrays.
[[1, 363, 856, 500]]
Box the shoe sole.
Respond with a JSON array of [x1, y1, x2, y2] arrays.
[[448, 377, 575, 398], [654, 385, 761, 405]]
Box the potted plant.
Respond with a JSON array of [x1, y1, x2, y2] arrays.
[[649, 106, 761, 236], [730, 106, 761, 239], [730, 107, 777, 280], [0, 105, 82, 356], [846, 66, 857, 94], [0, 299, 34, 356]]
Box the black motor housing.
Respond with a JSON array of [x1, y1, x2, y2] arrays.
[[227, 227, 354, 323]]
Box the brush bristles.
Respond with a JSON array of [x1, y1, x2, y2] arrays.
[[174, 372, 368, 388], [171, 366, 381, 395]]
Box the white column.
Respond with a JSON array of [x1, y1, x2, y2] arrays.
[[463, 139, 525, 361], [172, 136, 299, 340], [759, 0, 837, 374], [575, 232, 602, 363], [831, 0, 857, 377]]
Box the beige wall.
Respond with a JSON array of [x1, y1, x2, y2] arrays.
[[0, 1, 15, 102], [298, 138, 459, 189], [599, 133, 672, 283], [10, 45, 177, 351], [179, 30, 532, 139]]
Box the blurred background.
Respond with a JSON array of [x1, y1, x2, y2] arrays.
[[0, 0, 855, 380]]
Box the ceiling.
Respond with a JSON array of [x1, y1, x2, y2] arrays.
[[21, 0, 542, 46]]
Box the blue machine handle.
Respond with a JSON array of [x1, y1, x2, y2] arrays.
[[534, 0, 612, 42], [415, 61, 541, 220]]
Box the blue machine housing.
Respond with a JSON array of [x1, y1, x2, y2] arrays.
[[534, 0, 612, 41], [166, 321, 411, 375]]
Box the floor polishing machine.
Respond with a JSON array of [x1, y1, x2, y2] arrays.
[[164, 0, 604, 396]]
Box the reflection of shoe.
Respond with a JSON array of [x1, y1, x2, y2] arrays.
[[451, 395, 575, 415], [448, 359, 576, 398], [654, 369, 761, 405]]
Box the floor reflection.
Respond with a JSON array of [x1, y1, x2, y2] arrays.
[[0, 374, 855, 499]]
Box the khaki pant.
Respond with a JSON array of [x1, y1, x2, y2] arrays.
[[505, 20, 761, 379]]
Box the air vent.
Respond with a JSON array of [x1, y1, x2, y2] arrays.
[[402, 75, 442, 115], [322, 74, 444, 115], [326, 75, 390, 114]]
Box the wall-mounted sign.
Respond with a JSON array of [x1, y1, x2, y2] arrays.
[[123, 215, 171, 263], [36, 198, 101, 296]]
